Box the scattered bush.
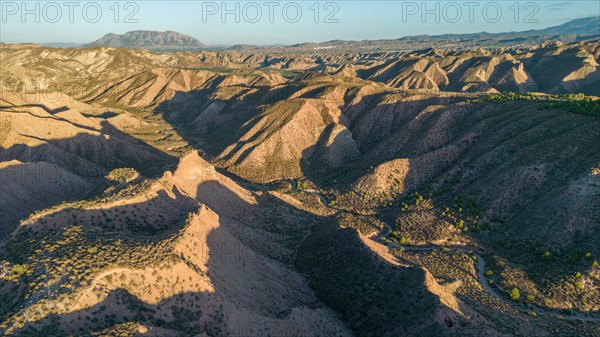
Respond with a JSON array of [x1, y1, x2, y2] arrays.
[[567, 248, 581, 265], [106, 168, 140, 184], [541, 250, 551, 261], [297, 180, 308, 190], [473, 92, 600, 117], [509, 287, 520, 301], [11, 264, 29, 276]]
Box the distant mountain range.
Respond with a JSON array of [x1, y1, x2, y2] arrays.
[[286, 16, 600, 51], [408, 15, 599, 40], [42, 42, 83, 48], [536, 15, 600, 36], [82, 30, 205, 51], [36, 16, 599, 51]]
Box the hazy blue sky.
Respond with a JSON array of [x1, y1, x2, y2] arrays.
[[1, 1, 598, 45]]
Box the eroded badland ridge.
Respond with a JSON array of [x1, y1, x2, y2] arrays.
[[0, 39, 599, 336]]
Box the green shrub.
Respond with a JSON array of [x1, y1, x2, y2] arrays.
[[297, 180, 308, 190], [490, 215, 504, 223], [541, 250, 551, 261], [568, 248, 581, 265], [477, 92, 600, 117], [509, 288, 520, 301], [106, 168, 140, 183], [11, 264, 29, 276]]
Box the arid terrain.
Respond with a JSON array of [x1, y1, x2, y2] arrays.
[[0, 34, 599, 337]]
